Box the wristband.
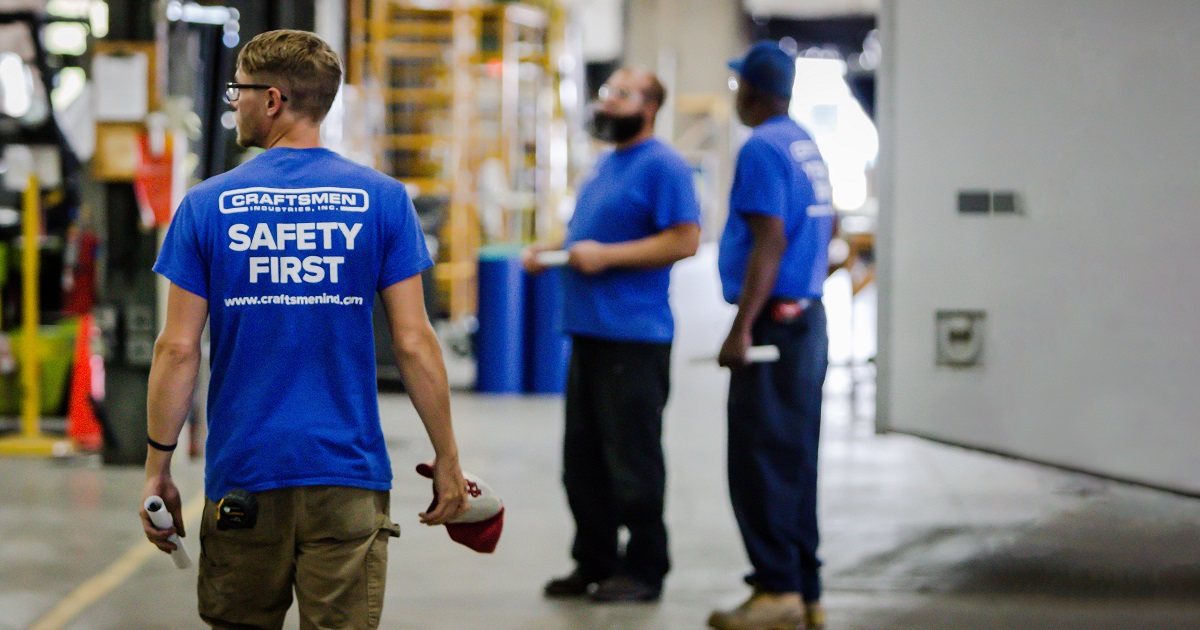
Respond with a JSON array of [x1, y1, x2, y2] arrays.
[[148, 437, 177, 452]]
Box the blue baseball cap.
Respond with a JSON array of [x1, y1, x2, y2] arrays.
[[728, 41, 796, 99]]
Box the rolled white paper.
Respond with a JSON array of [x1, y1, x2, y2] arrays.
[[144, 495, 192, 569], [744, 345, 781, 363], [690, 345, 781, 364], [533, 250, 570, 267]]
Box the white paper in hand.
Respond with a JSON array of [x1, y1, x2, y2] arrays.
[[689, 345, 781, 364], [744, 345, 781, 363], [144, 496, 192, 569], [533, 250, 570, 267]]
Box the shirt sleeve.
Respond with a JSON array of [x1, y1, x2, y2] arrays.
[[729, 138, 788, 218], [377, 186, 434, 292], [152, 196, 209, 299], [651, 155, 702, 231]]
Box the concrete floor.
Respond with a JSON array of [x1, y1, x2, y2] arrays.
[[5, 266, 1200, 628], [5, 355, 1200, 629]]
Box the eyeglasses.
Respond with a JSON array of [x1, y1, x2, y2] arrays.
[[224, 83, 289, 104], [597, 84, 643, 104]]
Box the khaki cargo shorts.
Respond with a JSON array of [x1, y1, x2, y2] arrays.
[[198, 486, 400, 630]]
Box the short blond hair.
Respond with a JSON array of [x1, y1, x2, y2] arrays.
[[237, 30, 342, 123]]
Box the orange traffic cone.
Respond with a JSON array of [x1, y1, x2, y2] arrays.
[[67, 314, 103, 451]]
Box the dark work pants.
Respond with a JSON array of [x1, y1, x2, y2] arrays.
[[728, 301, 828, 602], [563, 335, 672, 586]]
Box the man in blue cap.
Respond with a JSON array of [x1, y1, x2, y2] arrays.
[[708, 41, 835, 630]]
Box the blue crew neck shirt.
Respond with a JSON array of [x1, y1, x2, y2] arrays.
[[153, 147, 432, 500], [718, 116, 835, 304], [563, 137, 701, 343]]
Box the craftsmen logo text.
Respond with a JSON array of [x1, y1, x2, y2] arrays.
[[219, 187, 369, 214]]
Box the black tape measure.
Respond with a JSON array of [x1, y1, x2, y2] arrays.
[[216, 488, 258, 530]]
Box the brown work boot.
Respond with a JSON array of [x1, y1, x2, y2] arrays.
[[707, 590, 805, 630], [805, 601, 826, 629]]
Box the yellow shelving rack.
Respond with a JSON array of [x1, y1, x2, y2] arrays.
[[350, 1, 482, 317], [348, 1, 568, 320]]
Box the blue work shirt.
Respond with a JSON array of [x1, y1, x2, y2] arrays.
[[154, 147, 432, 500], [563, 137, 701, 343], [718, 116, 834, 304]]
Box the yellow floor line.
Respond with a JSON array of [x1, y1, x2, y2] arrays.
[[29, 493, 206, 630]]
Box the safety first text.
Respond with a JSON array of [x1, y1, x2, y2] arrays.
[[228, 222, 361, 284]]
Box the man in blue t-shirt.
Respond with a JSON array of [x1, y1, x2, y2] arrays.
[[523, 67, 700, 603], [707, 42, 836, 630], [139, 31, 468, 628]]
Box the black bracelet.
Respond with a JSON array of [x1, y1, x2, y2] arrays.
[[147, 437, 177, 452]]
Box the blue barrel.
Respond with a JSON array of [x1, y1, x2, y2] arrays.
[[525, 267, 571, 394], [476, 245, 525, 393]]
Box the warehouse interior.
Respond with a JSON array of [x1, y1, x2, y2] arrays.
[[2, 0, 1199, 628]]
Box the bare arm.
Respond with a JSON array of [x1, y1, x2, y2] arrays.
[[719, 214, 787, 369], [141, 283, 208, 552], [568, 222, 701, 274], [380, 274, 468, 525]]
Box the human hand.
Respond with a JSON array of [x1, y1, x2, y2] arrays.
[[718, 327, 752, 370], [420, 457, 469, 526], [568, 240, 612, 275], [522, 243, 552, 274], [140, 475, 184, 553]]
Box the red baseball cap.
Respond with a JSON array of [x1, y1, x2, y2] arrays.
[[416, 463, 505, 554]]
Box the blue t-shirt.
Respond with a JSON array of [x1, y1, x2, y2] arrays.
[[718, 116, 835, 304], [153, 147, 432, 500], [563, 138, 701, 343]]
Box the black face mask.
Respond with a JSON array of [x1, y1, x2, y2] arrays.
[[588, 109, 645, 144]]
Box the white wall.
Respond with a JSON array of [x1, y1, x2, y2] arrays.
[[314, 0, 345, 58], [625, 0, 744, 97], [744, 0, 878, 18], [877, 1, 1200, 494], [625, 0, 747, 234], [577, 0, 624, 61]]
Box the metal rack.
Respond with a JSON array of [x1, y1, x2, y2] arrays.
[[348, 1, 563, 320]]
